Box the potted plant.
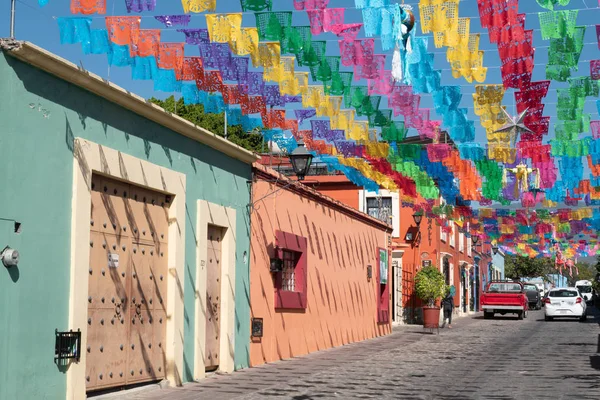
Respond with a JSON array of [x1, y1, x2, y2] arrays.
[[414, 266, 447, 329]]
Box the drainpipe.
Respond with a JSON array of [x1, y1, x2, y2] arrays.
[[246, 170, 255, 313], [10, 0, 16, 38]]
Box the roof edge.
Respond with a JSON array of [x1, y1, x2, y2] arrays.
[[3, 40, 259, 165], [252, 164, 393, 233]]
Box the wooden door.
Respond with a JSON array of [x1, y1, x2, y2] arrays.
[[205, 225, 223, 371], [87, 175, 169, 392]]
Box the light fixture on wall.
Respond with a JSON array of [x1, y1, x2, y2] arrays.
[[412, 212, 423, 227], [289, 141, 313, 181], [269, 257, 283, 273], [492, 245, 499, 255], [472, 235, 479, 245], [249, 141, 314, 212]]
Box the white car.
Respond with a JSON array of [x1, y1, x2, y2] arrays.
[[544, 288, 587, 321], [575, 280, 593, 304]]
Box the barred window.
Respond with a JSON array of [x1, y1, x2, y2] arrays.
[[366, 197, 392, 223], [282, 250, 298, 292]]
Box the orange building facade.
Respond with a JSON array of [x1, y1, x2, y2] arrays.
[[256, 155, 492, 325], [248, 165, 392, 367], [304, 173, 492, 324]]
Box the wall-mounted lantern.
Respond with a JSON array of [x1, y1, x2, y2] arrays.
[[367, 265, 372, 281], [289, 141, 313, 181], [269, 257, 283, 273], [471, 235, 479, 245], [412, 212, 423, 227], [492, 245, 499, 255], [248, 141, 314, 212]]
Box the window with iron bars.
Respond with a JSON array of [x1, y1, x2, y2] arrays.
[[366, 197, 392, 223], [282, 250, 298, 292]]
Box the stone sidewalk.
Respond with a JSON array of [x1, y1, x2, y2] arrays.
[[102, 313, 481, 400]]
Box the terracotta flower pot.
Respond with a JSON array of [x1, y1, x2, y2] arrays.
[[422, 306, 441, 329]]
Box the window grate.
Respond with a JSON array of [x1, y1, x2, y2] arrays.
[[55, 329, 81, 364], [366, 196, 392, 223], [282, 250, 297, 291]]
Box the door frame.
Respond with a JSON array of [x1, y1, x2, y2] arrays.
[[391, 250, 404, 324], [194, 200, 237, 380], [67, 138, 186, 400]]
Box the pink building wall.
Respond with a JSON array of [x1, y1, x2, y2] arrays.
[[249, 166, 392, 367]]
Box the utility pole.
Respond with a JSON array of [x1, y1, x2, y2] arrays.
[[10, 0, 16, 38]]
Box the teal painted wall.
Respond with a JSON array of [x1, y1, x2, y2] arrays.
[[0, 52, 252, 399]]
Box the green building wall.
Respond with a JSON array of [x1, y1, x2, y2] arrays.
[[0, 52, 252, 400]]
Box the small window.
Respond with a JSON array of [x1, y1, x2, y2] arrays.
[[274, 230, 308, 309], [366, 197, 392, 223], [281, 250, 297, 292]]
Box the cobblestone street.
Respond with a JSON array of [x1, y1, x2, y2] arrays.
[[111, 307, 600, 400]]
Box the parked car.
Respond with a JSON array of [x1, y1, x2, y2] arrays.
[[481, 281, 529, 320], [575, 280, 593, 304], [523, 283, 542, 310], [544, 288, 587, 321]]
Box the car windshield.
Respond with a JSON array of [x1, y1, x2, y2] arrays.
[[549, 290, 578, 298], [524, 284, 537, 291], [488, 283, 522, 293], [576, 286, 592, 293]]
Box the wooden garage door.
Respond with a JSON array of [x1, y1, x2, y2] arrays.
[[86, 175, 169, 392]]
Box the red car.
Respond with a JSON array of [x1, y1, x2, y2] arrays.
[[481, 281, 529, 320]]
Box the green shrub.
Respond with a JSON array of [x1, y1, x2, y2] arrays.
[[414, 266, 447, 307]]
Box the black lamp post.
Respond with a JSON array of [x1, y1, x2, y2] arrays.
[[412, 212, 423, 227], [289, 141, 313, 181]]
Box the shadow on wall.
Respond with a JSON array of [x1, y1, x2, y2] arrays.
[[4, 54, 250, 181], [251, 197, 387, 353], [5, 265, 20, 283]]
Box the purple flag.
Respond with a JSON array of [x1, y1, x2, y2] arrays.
[[155, 15, 191, 28]]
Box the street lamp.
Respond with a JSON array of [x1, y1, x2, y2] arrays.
[[248, 141, 314, 212], [492, 245, 499, 255], [412, 212, 423, 227], [472, 235, 479, 245], [289, 141, 313, 181]]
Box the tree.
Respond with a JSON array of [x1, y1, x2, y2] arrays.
[[149, 96, 265, 153], [504, 255, 555, 280], [593, 256, 600, 294], [567, 262, 596, 286]]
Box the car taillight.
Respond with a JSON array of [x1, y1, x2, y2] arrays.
[[544, 298, 551, 304], [576, 297, 582, 304]]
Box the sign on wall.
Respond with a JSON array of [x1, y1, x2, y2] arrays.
[[379, 249, 388, 284]]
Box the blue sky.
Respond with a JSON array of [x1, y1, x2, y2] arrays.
[[1, 0, 600, 148]]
